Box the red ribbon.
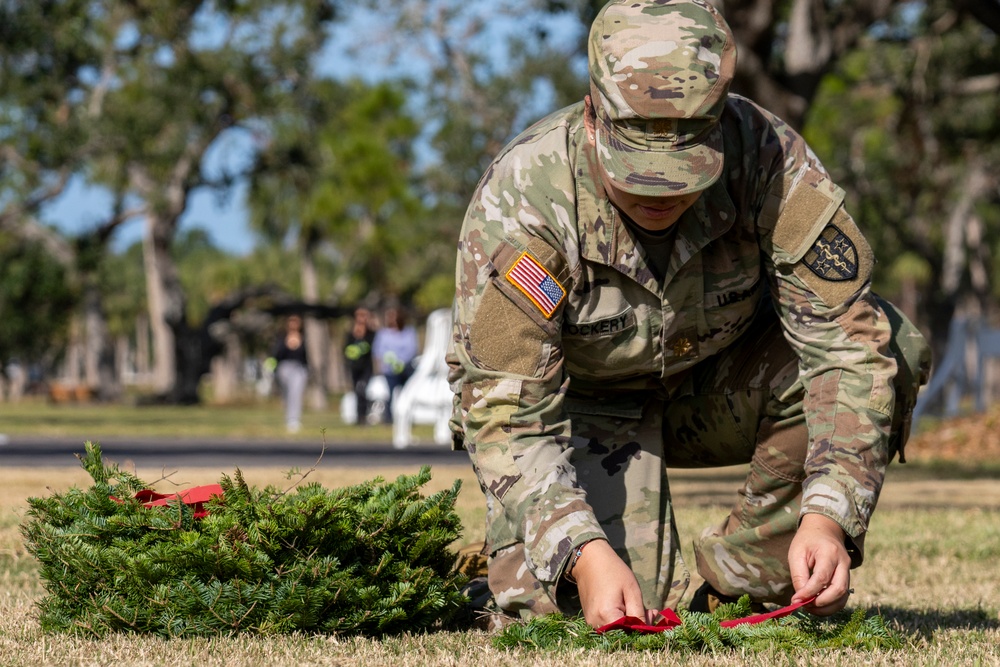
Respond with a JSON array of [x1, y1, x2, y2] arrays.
[[595, 596, 817, 634], [596, 608, 684, 633], [112, 484, 224, 519]]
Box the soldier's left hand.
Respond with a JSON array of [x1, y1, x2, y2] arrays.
[[788, 513, 852, 616]]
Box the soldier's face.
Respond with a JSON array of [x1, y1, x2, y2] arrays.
[[584, 95, 702, 232], [598, 167, 701, 232]]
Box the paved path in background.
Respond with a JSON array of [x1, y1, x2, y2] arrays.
[[0, 435, 467, 469], [2, 436, 997, 509]]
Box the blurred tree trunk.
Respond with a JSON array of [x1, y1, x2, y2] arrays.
[[142, 214, 179, 395], [114, 335, 130, 386], [209, 324, 242, 404], [940, 160, 993, 324], [135, 314, 151, 381], [82, 283, 119, 400], [64, 323, 80, 384], [300, 244, 330, 410]]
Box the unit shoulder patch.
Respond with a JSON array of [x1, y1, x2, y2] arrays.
[[505, 251, 566, 319], [790, 209, 874, 308], [802, 224, 859, 282]]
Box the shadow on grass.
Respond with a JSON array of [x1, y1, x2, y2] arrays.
[[875, 606, 999, 638]]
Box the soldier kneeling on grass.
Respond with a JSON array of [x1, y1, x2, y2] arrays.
[[448, 0, 931, 629]]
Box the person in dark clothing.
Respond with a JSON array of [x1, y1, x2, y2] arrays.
[[343, 307, 376, 425]]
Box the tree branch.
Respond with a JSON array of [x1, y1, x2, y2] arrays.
[[952, 73, 1000, 96], [941, 159, 991, 296], [954, 0, 1000, 34]]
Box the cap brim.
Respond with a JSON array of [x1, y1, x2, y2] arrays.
[[595, 111, 724, 197]]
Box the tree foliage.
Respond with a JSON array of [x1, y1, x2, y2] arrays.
[[346, 0, 593, 310], [248, 79, 426, 306], [803, 0, 1000, 343], [2, 0, 342, 402], [0, 0, 97, 220], [362, 0, 1000, 343], [2, 0, 999, 397], [0, 233, 78, 365]]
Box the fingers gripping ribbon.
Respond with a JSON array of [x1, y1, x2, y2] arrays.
[[595, 596, 817, 634]]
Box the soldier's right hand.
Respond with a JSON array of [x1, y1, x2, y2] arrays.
[[571, 539, 651, 628]]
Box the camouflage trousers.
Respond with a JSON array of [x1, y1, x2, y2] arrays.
[[487, 297, 930, 617]]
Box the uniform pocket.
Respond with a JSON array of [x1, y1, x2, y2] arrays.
[[562, 304, 657, 380]]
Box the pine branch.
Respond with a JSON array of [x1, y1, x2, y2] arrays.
[[275, 430, 328, 498], [21, 443, 468, 638], [492, 599, 906, 653]]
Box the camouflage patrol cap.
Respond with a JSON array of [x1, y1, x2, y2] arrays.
[[588, 0, 737, 196]]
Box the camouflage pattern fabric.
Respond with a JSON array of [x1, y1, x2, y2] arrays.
[[588, 0, 737, 195], [474, 298, 928, 614], [449, 0, 931, 620]]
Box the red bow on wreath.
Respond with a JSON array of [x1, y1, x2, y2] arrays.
[[112, 484, 224, 519]]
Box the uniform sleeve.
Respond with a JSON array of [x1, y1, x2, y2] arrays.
[[757, 130, 896, 549], [451, 151, 606, 588]]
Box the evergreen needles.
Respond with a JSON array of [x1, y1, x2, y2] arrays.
[[20, 441, 468, 638], [493, 596, 905, 653]]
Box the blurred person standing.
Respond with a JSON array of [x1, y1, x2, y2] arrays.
[[372, 306, 419, 424], [272, 314, 308, 433], [343, 307, 376, 426]]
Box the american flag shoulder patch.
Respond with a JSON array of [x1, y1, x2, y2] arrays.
[[505, 251, 566, 319]]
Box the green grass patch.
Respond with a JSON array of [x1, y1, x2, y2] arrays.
[[0, 397, 437, 443]]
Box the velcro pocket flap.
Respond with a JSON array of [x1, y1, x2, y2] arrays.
[[770, 182, 846, 267]]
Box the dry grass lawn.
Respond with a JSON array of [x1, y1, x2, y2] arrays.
[[0, 456, 998, 666]]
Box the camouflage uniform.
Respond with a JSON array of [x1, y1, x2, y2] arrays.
[[449, 0, 930, 618]]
